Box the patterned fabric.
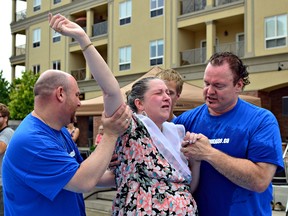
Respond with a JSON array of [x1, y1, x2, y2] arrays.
[[112, 115, 197, 215], [137, 114, 192, 183]]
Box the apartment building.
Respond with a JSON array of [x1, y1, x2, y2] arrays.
[[10, 0, 288, 147]]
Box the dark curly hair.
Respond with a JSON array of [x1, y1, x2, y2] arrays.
[[208, 52, 250, 89]]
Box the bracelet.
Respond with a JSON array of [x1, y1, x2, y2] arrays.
[[82, 43, 93, 52]]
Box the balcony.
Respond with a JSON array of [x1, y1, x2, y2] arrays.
[[180, 47, 206, 65], [215, 0, 241, 6], [16, 44, 26, 56], [180, 41, 244, 66], [215, 41, 244, 57], [71, 68, 86, 81], [16, 9, 26, 21], [92, 21, 108, 37], [181, 0, 206, 15]]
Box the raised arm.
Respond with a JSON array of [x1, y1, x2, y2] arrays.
[[48, 13, 123, 117]]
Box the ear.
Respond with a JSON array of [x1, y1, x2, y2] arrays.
[[134, 98, 144, 112], [56, 86, 65, 102], [235, 79, 244, 93]]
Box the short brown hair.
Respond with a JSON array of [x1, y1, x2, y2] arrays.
[[0, 103, 10, 123], [155, 69, 184, 95]]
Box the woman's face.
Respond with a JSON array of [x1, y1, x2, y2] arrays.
[[140, 79, 171, 128]]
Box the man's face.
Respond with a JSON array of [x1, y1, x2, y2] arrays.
[[165, 80, 180, 110], [203, 62, 243, 116], [65, 78, 81, 124], [0, 114, 7, 130]]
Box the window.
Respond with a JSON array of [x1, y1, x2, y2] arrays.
[[200, 40, 206, 63], [33, 0, 41, 12], [119, 0, 131, 25], [119, 46, 131, 71], [33, 65, 40, 74], [52, 30, 61, 43], [53, 0, 61, 4], [265, 15, 287, 48], [236, 33, 244, 57], [150, 0, 164, 18], [33, 29, 41, 48], [53, 61, 61, 70], [150, 39, 163, 66]]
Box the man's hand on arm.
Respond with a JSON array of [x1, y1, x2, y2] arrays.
[[65, 104, 132, 193]]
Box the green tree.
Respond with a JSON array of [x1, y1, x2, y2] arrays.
[[0, 70, 11, 105], [8, 71, 40, 120]]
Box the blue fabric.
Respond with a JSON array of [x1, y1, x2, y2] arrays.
[[173, 98, 284, 216], [3, 114, 85, 216]]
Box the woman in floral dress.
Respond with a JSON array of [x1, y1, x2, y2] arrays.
[[103, 77, 201, 215], [49, 13, 202, 215]]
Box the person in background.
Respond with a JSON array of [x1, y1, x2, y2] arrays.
[[66, 115, 80, 143], [155, 68, 184, 122], [2, 15, 132, 216], [0, 103, 14, 216], [48, 13, 204, 215], [175, 52, 284, 216], [94, 124, 103, 147]]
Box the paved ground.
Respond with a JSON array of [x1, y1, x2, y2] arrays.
[[273, 210, 286, 216]]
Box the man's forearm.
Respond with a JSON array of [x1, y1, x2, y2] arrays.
[[65, 133, 118, 193], [206, 149, 276, 192]]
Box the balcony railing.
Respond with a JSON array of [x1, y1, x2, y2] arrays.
[[181, 0, 206, 15], [16, 44, 26, 56], [215, 41, 244, 57], [71, 68, 86, 81], [215, 0, 240, 6], [180, 41, 244, 66], [92, 21, 108, 37], [180, 47, 206, 65], [16, 9, 26, 21]]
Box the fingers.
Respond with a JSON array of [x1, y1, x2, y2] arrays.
[[48, 13, 65, 33], [101, 104, 132, 136], [182, 132, 201, 147], [108, 154, 120, 168], [106, 104, 132, 125]]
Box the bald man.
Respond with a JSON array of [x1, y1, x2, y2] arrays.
[[3, 70, 131, 215]]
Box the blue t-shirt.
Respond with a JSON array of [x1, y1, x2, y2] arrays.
[[3, 114, 85, 216], [174, 98, 284, 216]]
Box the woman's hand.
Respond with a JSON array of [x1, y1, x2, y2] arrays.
[[48, 13, 86, 40]]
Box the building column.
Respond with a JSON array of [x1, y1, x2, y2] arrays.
[[12, 0, 16, 22], [86, 9, 93, 37], [245, 0, 254, 57], [206, 20, 216, 61], [107, 0, 114, 71], [205, 0, 213, 9], [11, 66, 16, 81], [85, 9, 93, 80]]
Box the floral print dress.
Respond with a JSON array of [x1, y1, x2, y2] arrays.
[[112, 115, 197, 215]]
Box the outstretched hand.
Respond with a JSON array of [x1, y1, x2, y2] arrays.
[[181, 132, 211, 161], [48, 13, 86, 40]]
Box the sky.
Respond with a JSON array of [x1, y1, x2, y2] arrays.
[[0, 1, 26, 83]]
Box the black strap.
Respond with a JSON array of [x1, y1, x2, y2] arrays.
[[0, 126, 8, 133]]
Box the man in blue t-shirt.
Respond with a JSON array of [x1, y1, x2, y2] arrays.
[[0, 103, 14, 216], [2, 75, 131, 214], [174, 52, 284, 216]]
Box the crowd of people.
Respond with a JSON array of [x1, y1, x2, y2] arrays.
[[0, 13, 285, 216]]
